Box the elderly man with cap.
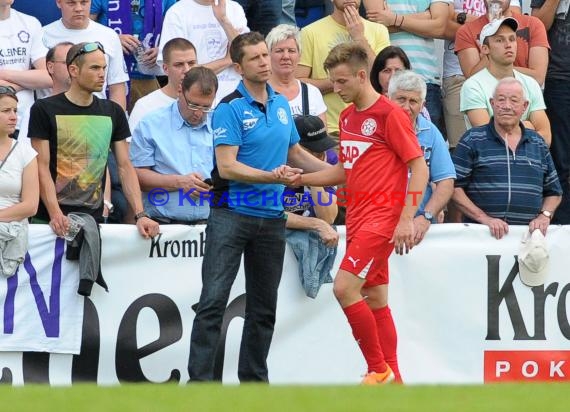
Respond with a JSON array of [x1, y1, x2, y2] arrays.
[[452, 77, 562, 239], [459, 17, 551, 145], [283, 115, 339, 247]]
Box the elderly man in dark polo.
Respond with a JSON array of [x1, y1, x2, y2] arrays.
[[452, 77, 562, 239]]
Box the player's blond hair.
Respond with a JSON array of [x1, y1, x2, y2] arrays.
[[323, 42, 369, 73]]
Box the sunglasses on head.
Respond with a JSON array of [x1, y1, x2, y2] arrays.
[[0, 86, 17, 96], [67, 42, 105, 65]]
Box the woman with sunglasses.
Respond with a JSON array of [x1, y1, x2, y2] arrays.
[[0, 87, 39, 276]]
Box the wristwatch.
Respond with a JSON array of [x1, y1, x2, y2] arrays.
[[420, 210, 434, 221], [456, 12, 467, 25], [134, 211, 150, 222], [539, 210, 552, 220], [103, 200, 114, 214]]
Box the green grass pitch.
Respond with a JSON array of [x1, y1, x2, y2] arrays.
[[1, 383, 569, 412]]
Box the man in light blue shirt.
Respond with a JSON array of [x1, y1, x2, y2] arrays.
[[129, 67, 218, 223], [388, 70, 456, 243]]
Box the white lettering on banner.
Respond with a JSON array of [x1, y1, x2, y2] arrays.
[[522, 361, 539, 378], [496, 360, 511, 377], [485, 352, 570, 381], [1, 225, 570, 385], [107, 0, 123, 35], [551, 361, 565, 377], [108, 0, 120, 12], [109, 20, 123, 35]]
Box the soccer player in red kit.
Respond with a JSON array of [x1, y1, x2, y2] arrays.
[[294, 42, 428, 384]]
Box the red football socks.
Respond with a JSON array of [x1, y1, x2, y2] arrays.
[[343, 300, 387, 373], [373, 305, 401, 383]]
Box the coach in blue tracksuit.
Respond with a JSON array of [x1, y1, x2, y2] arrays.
[[188, 32, 330, 383]]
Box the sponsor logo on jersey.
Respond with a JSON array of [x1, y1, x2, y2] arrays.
[[243, 111, 258, 130], [347, 256, 360, 268], [213, 127, 227, 140], [361, 118, 377, 136], [18, 31, 30, 44], [277, 107, 288, 125], [340, 140, 372, 169]]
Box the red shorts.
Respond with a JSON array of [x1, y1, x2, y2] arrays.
[[339, 230, 394, 287]]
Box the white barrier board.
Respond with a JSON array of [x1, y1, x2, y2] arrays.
[[1, 224, 569, 385]]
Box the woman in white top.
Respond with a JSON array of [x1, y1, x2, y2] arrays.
[[266, 24, 327, 125], [0, 87, 38, 224]]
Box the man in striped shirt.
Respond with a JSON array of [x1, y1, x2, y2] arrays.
[[452, 77, 561, 239]]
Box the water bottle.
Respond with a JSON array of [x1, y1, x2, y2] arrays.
[[488, 1, 502, 21], [133, 34, 146, 69]]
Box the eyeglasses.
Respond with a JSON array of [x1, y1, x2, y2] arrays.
[[182, 92, 214, 113], [67, 42, 105, 65], [0, 86, 16, 96]]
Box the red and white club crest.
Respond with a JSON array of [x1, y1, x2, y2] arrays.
[[361, 118, 377, 136]]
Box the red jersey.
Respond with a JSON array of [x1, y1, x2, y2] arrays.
[[339, 95, 423, 238]]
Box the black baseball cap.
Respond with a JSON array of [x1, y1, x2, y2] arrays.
[[294, 115, 337, 153]]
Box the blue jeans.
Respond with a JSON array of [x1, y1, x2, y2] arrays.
[[189, 208, 286, 382], [544, 78, 570, 224], [425, 83, 445, 138], [234, 0, 281, 36]]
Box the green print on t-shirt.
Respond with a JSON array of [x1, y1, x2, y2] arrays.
[[54, 115, 112, 208]]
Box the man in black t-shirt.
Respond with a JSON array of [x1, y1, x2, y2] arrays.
[[28, 42, 159, 239], [531, 1, 570, 224]]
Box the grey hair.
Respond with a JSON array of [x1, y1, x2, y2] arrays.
[[265, 24, 301, 55], [387, 70, 427, 101], [493, 77, 527, 101]]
